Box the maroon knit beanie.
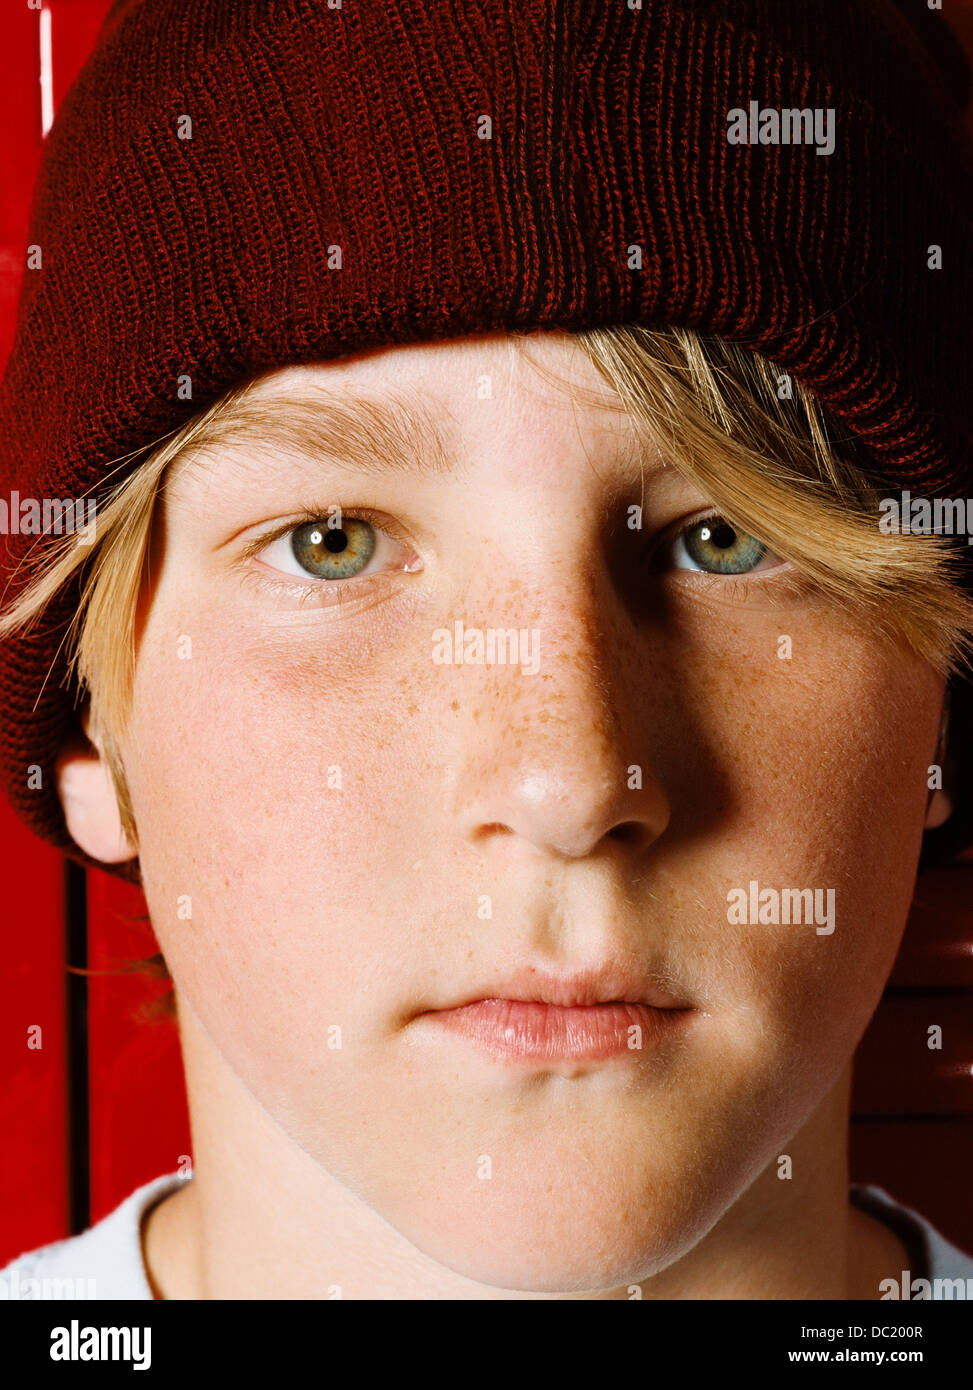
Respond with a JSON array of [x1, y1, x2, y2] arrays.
[[0, 0, 972, 878]]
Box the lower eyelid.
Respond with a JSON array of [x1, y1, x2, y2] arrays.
[[242, 564, 401, 607], [674, 563, 814, 614]]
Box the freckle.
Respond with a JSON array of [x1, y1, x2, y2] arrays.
[[451, 699, 459, 711], [408, 703, 419, 715]]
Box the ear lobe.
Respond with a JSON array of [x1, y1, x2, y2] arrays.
[[924, 787, 954, 831], [56, 731, 137, 864]]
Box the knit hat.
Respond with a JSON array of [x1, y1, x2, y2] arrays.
[[0, 0, 971, 876]]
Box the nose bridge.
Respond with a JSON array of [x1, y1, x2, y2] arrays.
[[442, 560, 670, 858], [463, 549, 617, 722]]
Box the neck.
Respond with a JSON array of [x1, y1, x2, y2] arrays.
[[142, 992, 907, 1300]]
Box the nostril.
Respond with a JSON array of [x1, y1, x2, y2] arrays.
[[608, 822, 642, 843]]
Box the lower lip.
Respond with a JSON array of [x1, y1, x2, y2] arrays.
[[426, 999, 692, 1062]]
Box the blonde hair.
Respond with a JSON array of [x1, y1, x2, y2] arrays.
[[2, 322, 971, 871]]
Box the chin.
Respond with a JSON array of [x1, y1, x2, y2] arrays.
[[376, 1172, 714, 1293]]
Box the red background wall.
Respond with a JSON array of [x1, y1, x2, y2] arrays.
[[1, 0, 972, 1267]]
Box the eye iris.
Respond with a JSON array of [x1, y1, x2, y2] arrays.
[[685, 519, 766, 574], [291, 519, 376, 578]]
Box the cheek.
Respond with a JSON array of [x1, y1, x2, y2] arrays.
[[663, 603, 941, 1077]]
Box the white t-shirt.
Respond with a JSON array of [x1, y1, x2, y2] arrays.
[[1, 1175, 971, 1299]]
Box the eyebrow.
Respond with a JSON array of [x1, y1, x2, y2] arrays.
[[184, 384, 459, 481]]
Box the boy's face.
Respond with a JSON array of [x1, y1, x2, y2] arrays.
[[108, 330, 942, 1289]]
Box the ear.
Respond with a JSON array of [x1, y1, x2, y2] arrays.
[[55, 706, 137, 865], [923, 691, 953, 831]]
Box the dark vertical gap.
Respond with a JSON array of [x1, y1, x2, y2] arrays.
[[64, 859, 90, 1235]]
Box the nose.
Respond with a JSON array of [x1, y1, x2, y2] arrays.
[[443, 569, 671, 861]]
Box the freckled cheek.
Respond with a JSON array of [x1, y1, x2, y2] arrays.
[[681, 631, 933, 840]]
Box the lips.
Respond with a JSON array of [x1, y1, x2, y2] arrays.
[[429, 998, 692, 1061], [416, 965, 696, 1063]]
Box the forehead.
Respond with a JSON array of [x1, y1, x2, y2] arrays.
[[244, 329, 633, 440], [169, 330, 653, 494]]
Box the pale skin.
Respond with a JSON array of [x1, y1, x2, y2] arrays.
[[57, 330, 953, 1299]]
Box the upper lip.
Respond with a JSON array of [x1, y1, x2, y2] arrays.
[[427, 965, 695, 1012]]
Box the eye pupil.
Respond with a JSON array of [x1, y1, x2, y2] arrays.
[[702, 522, 736, 549], [324, 529, 348, 553]]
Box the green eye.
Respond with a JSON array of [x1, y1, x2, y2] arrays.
[[674, 516, 770, 575], [291, 518, 376, 579]]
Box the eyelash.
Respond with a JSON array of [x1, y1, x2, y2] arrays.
[[240, 506, 791, 604]]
